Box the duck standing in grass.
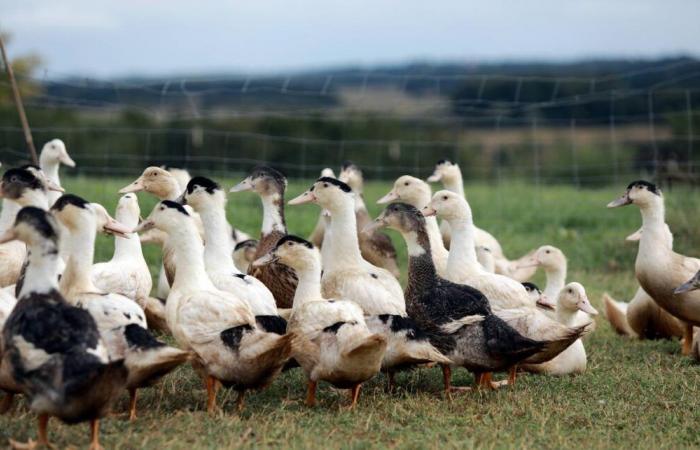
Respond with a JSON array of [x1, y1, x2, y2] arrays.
[[608, 181, 700, 355], [1, 206, 126, 450], [231, 166, 298, 308], [289, 177, 452, 390], [254, 235, 386, 408], [179, 176, 285, 334], [51, 194, 189, 421], [368, 203, 550, 391], [136, 200, 292, 412]]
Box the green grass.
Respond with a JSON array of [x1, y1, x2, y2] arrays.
[[3, 177, 700, 449]]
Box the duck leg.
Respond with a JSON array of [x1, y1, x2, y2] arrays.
[[479, 372, 500, 390], [206, 376, 219, 414], [10, 414, 53, 450], [385, 371, 395, 393], [0, 392, 14, 414], [508, 366, 518, 385], [128, 388, 138, 421], [682, 323, 693, 356], [348, 384, 362, 409], [441, 364, 471, 398], [305, 380, 317, 407], [89, 419, 103, 450], [235, 390, 246, 413]]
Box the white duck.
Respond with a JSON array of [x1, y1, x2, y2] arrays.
[[425, 190, 589, 365], [180, 176, 285, 332], [603, 226, 684, 340], [308, 167, 336, 248], [136, 200, 292, 412], [427, 160, 537, 281], [39, 138, 76, 206], [290, 177, 450, 388], [254, 235, 386, 408], [522, 282, 598, 375], [52, 194, 189, 421], [233, 239, 259, 274], [608, 180, 700, 355]]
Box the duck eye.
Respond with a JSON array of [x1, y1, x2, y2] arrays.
[[404, 182, 409, 186], [287, 242, 293, 246], [159, 206, 164, 210], [545, 250, 550, 254], [323, 183, 328, 188], [442, 195, 448, 200], [567, 289, 573, 294]]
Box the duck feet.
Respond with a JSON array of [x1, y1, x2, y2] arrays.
[[128, 389, 138, 422], [206, 376, 220, 415], [305, 380, 317, 407], [10, 414, 54, 449], [682, 323, 693, 356], [88, 419, 103, 450]]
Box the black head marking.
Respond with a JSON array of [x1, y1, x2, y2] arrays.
[[275, 235, 313, 249], [383, 202, 426, 232], [51, 194, 89, 212], [186, 176, 220, 195], [626, 180, 660, 195], [234, 239, 259, 251], [2, 168, 44, 198], [521, 282, 541, 294], [161, 200, 190, 216], [18, 164, 41, 171], [436, 159, 451, 165], [14, 206, 58, 241], [340, 160, 360, 172], [317, 177, 352, 193], [250, 165, 286, 182]]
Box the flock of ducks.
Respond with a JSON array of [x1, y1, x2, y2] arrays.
[[1, 141, 697, 449]]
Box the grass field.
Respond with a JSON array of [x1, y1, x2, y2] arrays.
[[3, 176, 700, 449]]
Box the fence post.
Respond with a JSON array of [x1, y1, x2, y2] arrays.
[[0, 34, 38, 165]]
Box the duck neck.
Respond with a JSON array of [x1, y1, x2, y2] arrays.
[[112, 210, 143, 261], [639, 199, 666, 232], [325, 200, 364, 270], [443, 173, 464, 198], [556, 305, 578, 326], [19, 241, 61, 298], [40, 159, 61, 186], [446, 217, 481, 278], [403, 226, 437, 298], [292, 261, 324, 309], [60, 222, 100, 296], [260, 192, 286, 236], [0, 199, 20, 233], [199, 204, 238, 274], [168, 222, 214, 292], [638, 199, 670, 256], [544, 264, 567, 298]]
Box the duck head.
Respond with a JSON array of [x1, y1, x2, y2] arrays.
[[51, 194, 130, 238], [40, 139, 75, 168], [180, 176, 225, 211], [675, 270, 700, 294], [427, 159, 460, 184], [114, 193, 141, 229], [0, 167, 56, 208], [607, 180, 662, 209], [119, 166, 180, 199], [366, 202, 424, 235], [162, 166, 192, 193], [230, 166, 287, 197], [378, 175, 431, 207], [233, 239, 259, 272], [557, 282, 598, 316], [91, 202, 132, 238], [253, 235, 318, 272], [134, 200, 191, 235], [424, 190, 471, 223], [0, 206, 60, 250], [521, 245, 566, 270], [288, 177, 353, 212], [338, 161, 364, 193]]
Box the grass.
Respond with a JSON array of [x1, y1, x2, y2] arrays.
[[3, 176, 700, 449]]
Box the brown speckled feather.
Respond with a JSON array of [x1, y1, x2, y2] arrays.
[[249, 230, 298, 309]]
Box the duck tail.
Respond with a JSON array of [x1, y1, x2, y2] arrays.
[[342, 332, 388, 369], [603, 293, 636, 337], [521, 322, 591, 364], [485, 315, 547, 362], [237, 328, 294, 388], [367, 315, 452, 368], [123, 324, 190, 388]]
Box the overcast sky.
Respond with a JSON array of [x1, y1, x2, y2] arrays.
[[2, 0, 699, 78]]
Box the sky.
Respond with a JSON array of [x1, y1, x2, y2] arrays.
[[2, 0, 699, 78]]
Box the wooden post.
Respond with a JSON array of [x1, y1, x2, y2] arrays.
[[0, 34, 38, 165]]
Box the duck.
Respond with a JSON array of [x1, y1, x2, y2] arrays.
[[522, 282, 597, 375], [308, 167, 336, 248], [231, 166, 298, 309], [1, 206, 126, 450], [368, 202, 551, 390], [608, 180, 700, 355], [425, 190, 590, 367], [476, 246, 496, 273], [135, 200, 292, 412], [51, 194, 189, 421], [289, 177, 451, 389], [378, 175, 450, 276], [427, 160, 537, 281], [179, 176, 285, 333], [233, 239, 259, 274], [338, 161, 400, 277], [253, 235, 386, 408], [522, 282, 553, 310], [39, 138, 76, 206], [603, 226, 684, 340]]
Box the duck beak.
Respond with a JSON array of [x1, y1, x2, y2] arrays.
[[426, 171, 442, 183], [45, 179, 65, 193], [607, 192, 631, 208], [377, 190, 398, 204], [536, 295, 556, 311], [422, 205, 437, 217], [252, 253, 278, 267], [362, 215, 387, 235], [0, 228, 17, 244], [577, 297, 599, 315], [175, 191, 187, 205], [104, 218, 132, 239], [675, 279, 698, 294], [133, 219, 155, 234], [59, 153, 76, 168], [230, 178, 253, 193], [518, 256, 540, 269], [120, 176, 144, 194], [288, 190, 316, 205]]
